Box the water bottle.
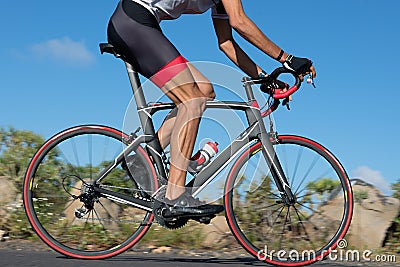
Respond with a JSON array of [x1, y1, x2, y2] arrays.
[[188, 141, 219, 174]]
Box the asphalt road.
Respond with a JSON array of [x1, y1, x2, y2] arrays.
[[0, 249, 387, 267]]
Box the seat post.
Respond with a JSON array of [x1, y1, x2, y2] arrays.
[[124, 61, 168, 180], [125, 62, 147, 108]]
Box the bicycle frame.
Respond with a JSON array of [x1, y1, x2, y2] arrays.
[[94, 61, 296, 210]]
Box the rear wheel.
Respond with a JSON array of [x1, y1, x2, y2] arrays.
[[23, 125, 158, 259], [224, 135, 353, 266]]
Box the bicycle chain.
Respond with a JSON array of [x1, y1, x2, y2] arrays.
[[80, 184, 188, 228], [98, 184, 143, 194], [82, 184, 156, 226], [78, 216, 152, 226]]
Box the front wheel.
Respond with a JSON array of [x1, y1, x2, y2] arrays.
[[23, 125, 158, 259], [224, 135, 353, 266]]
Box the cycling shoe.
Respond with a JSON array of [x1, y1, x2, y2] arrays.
[[160, 190, 224, 219]]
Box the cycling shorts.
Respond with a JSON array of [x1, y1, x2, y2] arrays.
[[108, 0, 188, 88]]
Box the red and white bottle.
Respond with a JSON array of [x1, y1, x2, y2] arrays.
[[188, 141, 219, 174]]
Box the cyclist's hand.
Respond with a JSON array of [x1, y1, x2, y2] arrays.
[[283, 55, 317, 80]]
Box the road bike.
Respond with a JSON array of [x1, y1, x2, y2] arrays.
[[23, 43, 354, 266]]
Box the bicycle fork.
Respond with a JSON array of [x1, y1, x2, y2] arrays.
[[259, 132, 297, 205]]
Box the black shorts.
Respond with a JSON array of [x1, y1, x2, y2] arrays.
[[108, 0, 188, 88]]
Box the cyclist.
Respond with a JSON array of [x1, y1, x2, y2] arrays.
[[107, 0, 317, 219]]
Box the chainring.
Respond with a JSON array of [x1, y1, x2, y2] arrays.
[[153, 199, 189, 229]]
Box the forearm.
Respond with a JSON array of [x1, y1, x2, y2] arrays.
[[219, 38, 262, 78], [219, 0, 288, 63], [232, 16, 288, 63]]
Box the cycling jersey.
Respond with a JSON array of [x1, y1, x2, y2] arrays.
[[131, 0, 229, 21], [107, 0, 228, 88]]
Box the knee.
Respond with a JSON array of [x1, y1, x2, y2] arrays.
[[197, 82, 216, 100], [208, 90, 216, 100], [179, 93, 207, 116], [187, 95, 207, 113]]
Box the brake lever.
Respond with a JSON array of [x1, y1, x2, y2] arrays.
[[282, 98, 290, 110], [307, 73, 316, 88]]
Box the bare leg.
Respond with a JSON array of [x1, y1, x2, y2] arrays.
[[157, 63, 215, 149], [157, 64, 214, 200], [166, 97, 204, 199]]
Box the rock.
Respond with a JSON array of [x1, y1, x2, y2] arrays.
[[200, 216, 233, 248], [147, 245, 157, 250], [0, 176, 18, 226], [310, 179, 400, 250], [0, 230, 9, 242], [0, 176, 17, 204], [152, 246, 171, 254], [346, 179, 400, 250]]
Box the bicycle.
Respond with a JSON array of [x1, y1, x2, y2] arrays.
[[22, 43, 353, 266]]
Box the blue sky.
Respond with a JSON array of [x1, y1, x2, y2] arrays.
[[1, 0, 399, 195]]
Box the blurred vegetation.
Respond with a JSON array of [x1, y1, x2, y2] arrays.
[[354, 190, 369, 206], [393, 180, 400, 200], [141, 222, 205, 249], [384, 179, 400, 253], [0, 127, 45, 189], [0, 127, 45, 239]]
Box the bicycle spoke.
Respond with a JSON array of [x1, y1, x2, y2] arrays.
[[295, 168, 338, 199], [93, 208, 106, 230], [297, 201, 323, 216], [88, 134, 93, 180], [280, 143, 290, 188], [102, 135, 110, 167], [259, 194, 281, 200], [61, 198, 80, 214], [68, 204, 83, 227], [71, 138, 81, 169], [278, 207, 291, 248], [295, 205, 322, 233], [291, 146, 304, 189], [296, 192, 315, 200], [258, 202, 281, 210], [288, 206, 293, 232], [58, 149, 84, 180], [294, 154, 320, 195], [292, 205, 315, 246], [268, 206, 285, 234], [246, 159, 270, 190], [96, 199, 116, 220]]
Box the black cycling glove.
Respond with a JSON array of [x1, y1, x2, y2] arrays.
[[283, 55, 313, 76]]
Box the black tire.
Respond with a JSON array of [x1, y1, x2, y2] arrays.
[[23, 125, 158, 259], [224, 135, 353, 266]]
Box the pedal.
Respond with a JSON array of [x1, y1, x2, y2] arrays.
[[192, 215, 215, 224], [160, 207, 174, 218], [198, 217, 212, 224]]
